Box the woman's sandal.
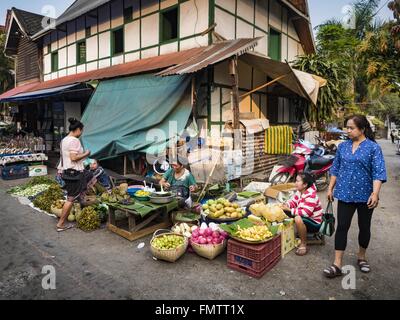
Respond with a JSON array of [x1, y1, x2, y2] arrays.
[[323, 264, 343, 278], [357, 260, 371, 273], [57, 224, 73, 232], [295, 246, 308, 256]]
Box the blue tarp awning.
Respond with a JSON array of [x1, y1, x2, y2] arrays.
[[80, 73, 192, 159], [0, 83, 91, 103]]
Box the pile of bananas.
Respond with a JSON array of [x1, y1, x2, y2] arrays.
[[76, 206, 100, 231], [135, 190, 151, 197], [234, 225, 273, 242]]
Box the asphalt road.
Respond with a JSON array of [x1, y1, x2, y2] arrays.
[[0, 139, 399, 300]]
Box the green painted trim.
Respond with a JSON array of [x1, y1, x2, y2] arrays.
[[207, 70, 212, 134], [234, 0, 237, 38], [268, 26, 281, 61], [208, 0, 215, 45], [111, 26, 124, 56], [76, 39, 86, 65], [51, 51, 59, 72], [159, 5, 179, 45]]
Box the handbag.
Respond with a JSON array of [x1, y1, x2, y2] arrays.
[[59, 140, 83, 181], [319, 201, 336, 237]]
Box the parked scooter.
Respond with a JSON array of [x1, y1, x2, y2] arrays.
[[270, 140, 335, 191]]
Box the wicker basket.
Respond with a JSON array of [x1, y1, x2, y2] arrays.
[[190, 240, 227, 260], [150, 229, 188, 263]]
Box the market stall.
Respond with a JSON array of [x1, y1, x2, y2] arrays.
[[7, 172, 300, 279], [0, 136, 48, 180]]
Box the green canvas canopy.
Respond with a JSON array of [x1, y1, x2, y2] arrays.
[[80, 74, 192, 160]]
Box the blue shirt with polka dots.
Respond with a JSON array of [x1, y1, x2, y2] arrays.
[[330, 139, 387, 203]]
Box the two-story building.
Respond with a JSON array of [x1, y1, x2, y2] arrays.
[[0, 0, 323, 178]]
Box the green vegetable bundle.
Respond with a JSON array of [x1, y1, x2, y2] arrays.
[[27, 176, 57, 187], [33, 185, 64, 212], [76, 206, 100, 231]]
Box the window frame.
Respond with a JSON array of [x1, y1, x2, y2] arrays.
[[124, 6, 133, 23], [159, 5, 179, 44], [268, 27, 282, 61], [111, 27, 124, 56], [51, 51, 58, 72], [76, 40, 87, 65]]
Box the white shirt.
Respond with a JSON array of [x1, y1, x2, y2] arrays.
[[57, 136, 84, 171]]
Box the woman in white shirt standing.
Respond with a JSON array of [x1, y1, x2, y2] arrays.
[[57, 118, 91, 232]]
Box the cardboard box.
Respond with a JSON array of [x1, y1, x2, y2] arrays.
[[280, 220, 296, 257], [28, 165, 48, 177], [265, 183, 296, 204]]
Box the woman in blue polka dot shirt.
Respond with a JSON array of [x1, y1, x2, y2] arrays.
[[323, 115, 387, 278]]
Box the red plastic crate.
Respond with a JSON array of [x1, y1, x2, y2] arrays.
[[227, 234, 281, 261], [227, 246, 281, 272], [228, 255, 281, 279]]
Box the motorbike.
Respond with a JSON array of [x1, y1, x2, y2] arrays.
[[270, 140, 335, 191]]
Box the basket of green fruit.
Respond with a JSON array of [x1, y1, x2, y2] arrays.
[[150, 229, 188, 262]]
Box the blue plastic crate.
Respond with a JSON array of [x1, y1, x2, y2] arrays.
[[1, 164, 29, 180]]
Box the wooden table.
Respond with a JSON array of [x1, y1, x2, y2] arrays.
[[107, 200, 178, 241]]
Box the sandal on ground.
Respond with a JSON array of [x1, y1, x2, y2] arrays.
[[323, 264, 343, 278], [57, 224, 73, 232], [357, 259, 371, 273], [295, 246, 308, 256]]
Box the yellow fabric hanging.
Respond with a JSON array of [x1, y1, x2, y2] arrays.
[[265, 125, 293, 155]]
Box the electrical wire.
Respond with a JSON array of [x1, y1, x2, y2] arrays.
[[371, 0, 391, 18], [193, 0, 201, 47]]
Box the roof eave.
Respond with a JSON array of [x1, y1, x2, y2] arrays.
[[279, 0, 316, 54], [4, 11, 29, 56]]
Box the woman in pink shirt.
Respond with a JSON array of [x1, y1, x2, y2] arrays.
[[57, 118, 91, 232], [281, 173, 323, 256]]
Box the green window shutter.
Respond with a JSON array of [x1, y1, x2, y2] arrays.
[[51, 52, 58, 72], [77, 41, 86, 64], [112, 28, 124, 55], [160, 7, 178, 43], [124, 7, 133, 23], [268, 28, 281, 61]]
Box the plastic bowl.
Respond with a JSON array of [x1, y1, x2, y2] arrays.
[[134, 194, 151, 201], [127, 187, 143, 196]]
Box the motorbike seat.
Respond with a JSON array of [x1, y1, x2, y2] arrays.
[[308, 155, 332, 168]]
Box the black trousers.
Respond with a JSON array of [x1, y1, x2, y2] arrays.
[[335, 201, 374, 251]]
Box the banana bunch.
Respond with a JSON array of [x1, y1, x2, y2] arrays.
[[235, 225, 273, 241]]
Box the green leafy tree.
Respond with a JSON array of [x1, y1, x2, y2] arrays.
[[292, 55, 346, 123], [0, 31, 14, 94]]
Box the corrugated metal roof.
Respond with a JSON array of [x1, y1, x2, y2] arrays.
[[0, 46, 203, 102], [32, 0, 111, 39], [1, 38, 259, 102], [158, 38, 260, 76]]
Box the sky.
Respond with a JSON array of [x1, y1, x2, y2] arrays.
[[0, 0, 395, 31]]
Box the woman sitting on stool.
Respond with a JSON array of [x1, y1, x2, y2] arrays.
[[281, 173, 323, 256]]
